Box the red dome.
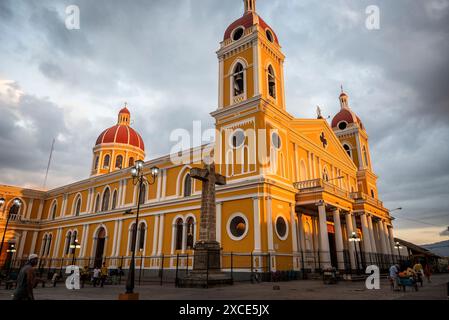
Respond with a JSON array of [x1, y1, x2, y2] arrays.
[[331, 109, 363, 129], [119, 107, 130, 114], [95, 125, 145, 151], [223, 12, 279, 44]]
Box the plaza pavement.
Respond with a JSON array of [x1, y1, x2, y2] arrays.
[[1, 274, 448, 300]]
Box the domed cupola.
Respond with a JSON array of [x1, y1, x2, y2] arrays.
[[223, 0, 279, 46], [331, 88, 364, 131], [91, 104, 145, 176]]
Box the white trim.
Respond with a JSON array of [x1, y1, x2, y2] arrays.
[[274, 214, 289, 241], [226, 212, 249, 241], [253, 40, 260, 96], [229, 58, 248, 105], [252, 197, 261, 252]]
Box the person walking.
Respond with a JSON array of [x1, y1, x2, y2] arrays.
[[12, 254, 39, 300], [389, 264, 400, 291], [92, 266, 100, 287], [100, 263, 108, 288]]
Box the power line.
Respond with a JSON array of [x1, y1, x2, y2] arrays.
[[393, 213, 444, 227]]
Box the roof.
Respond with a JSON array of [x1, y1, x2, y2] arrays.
[[395, 238, 442, 258], [223, 12, 279, 44]]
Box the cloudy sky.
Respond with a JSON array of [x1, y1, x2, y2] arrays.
[[0, 0, 448, 245]]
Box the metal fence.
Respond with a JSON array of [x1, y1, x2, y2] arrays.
[[0, 250, 409, 287]]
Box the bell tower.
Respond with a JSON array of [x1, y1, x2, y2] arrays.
[[217, 0, 286, 111]]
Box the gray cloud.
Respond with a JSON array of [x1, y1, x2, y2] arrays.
[[0, 0, 448, 243]]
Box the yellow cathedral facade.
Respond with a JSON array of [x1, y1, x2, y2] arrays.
[[0, 0, 397, 276]]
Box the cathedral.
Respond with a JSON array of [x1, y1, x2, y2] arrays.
[[0, 0, 396, 277]]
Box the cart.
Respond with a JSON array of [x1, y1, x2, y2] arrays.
[[398, 277, 418, 292]]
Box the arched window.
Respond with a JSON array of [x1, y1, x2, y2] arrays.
[[94, 156, 99, 170], [94, 194, 100, 212], [46, 234, 52, 256], [129, 223, 137, 252], [184, 174, 192, 197], [103, 154, 110, 169], [74, 196, 81, 216], [175, 218, 183, 251], [138, 223, 146, 251], [115, 155, 123, 169], [363, 146, 369, 166], [50, 202, 57, 220], [129, 157, 135, 167], [343, 144, 351, 157], [186, 217, 195, 250], [65, 231, 72, 255], [268, 65, 276, 98], [9, 202, 20, 216], [232, 63, 244, 97], [111, 190, 118, 210], [101, 188, 110, 212], [139, 184, 146, 205]]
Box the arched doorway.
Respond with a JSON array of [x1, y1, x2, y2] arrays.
[[94, 227, 106, 268]]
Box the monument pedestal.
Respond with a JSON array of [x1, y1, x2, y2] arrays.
[[177, 241, 233, 288]]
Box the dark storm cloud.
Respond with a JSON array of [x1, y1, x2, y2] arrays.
[[0, 0, 448, 241]]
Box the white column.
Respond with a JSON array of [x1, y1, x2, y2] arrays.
[[312, 216, 320, 253], [252, 197, 261, 252], [266, 197, 274, 252], [297, 213, 306, 253], [157, 214, 165, 255], [30, 231, 38, 255], [115, 220, 123, 256], [367, 215, 377, 254], [290, 204, 298, 253], [317, 203, 331, 268], [387, 225, 396, 256], [111, 220, 119, 257], [360, 213, 373, 253], [121, 180, 127, 206], [216, 202, 222, 244], [152, 215, 159, 256], [52, 228, 62, 259], [380, 220, 391, 255], [161, 169, 167, 201], [376, 219, 387, 255], [345, 212, 356, 269], [17, 231, 27, 258], [81, 224, 89, 257], [37, 200, 44, 220], [26, 199, 33, 220], [332, 209, 345, 270]]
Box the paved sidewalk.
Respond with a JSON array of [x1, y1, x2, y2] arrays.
[[1, 274, 448, 300]]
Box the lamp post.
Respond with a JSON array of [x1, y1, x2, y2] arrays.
[[121, 160, 159, 299], [70, 239, 81, 265], [349, 231, 361, 274], [0, 198, 21, 265]]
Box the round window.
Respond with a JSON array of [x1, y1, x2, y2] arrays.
[[266, 29, 274, 42], [338, 121, 348, 130], [230, 130, 245, 148], [271, 132, 281, 149], [228, 215, 248, 240], [275, 216, 288, 240], [232, 27, 244, 41]]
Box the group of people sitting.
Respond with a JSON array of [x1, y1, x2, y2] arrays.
[[389, 260, 432, 291]]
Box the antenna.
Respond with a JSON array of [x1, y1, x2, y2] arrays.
[[43, 138, 55, 189]]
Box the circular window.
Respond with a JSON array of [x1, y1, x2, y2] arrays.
[[232, 27, 244, 41], [266, 29, 274, 43], [275, 216, 288, 240], [227, 214, 248, 241], [229, 129, 245, 148], [338, 121, 348, 130], [271, 132, 281, 149]]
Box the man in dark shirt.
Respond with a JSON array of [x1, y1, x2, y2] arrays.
[[12, 254, 39, 300]]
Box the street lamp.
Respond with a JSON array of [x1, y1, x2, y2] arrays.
[[0, 198, 21, 264], [349, 231, 361, 274], [70, 239, 81, 265], [122, 160, 159, 299]]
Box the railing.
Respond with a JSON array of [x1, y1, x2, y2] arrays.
[[0, 214, 41, 224], [350, 192, 384, 207], [294, 179, 350, 199], [220, 25, 257, 48]]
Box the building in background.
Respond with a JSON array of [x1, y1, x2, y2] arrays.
[[0, 0, 397, 277]]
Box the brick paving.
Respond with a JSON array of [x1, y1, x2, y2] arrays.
[[1, 274, 448, 300]]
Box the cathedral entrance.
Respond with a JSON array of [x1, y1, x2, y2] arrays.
[[94, 227, 106, 268]]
